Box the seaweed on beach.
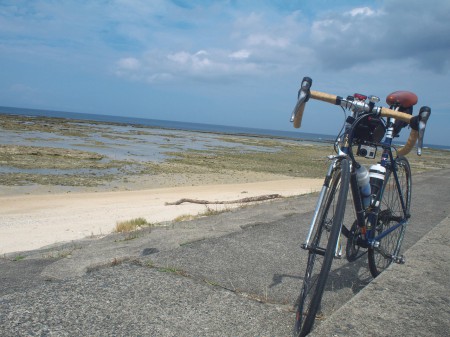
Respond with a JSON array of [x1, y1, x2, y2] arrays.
[[0, 114, 449, 190], [162, 143, 332, 178]]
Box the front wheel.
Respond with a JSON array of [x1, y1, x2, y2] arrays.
[[368, 156, 411, 277], [294, 158, 350, 337]]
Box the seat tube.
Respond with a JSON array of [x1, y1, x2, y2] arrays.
[[381, 119, 395, 166]]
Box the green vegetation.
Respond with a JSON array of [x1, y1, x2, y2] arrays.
[[407, 147, 450, 172], [0, 144, 131, 186], [0, 113, 107, 138], [0, 172, 117, 187], [156, 266, 189, 277], [144, 259, 154, 268], [162, 143, 332, 178], [173, 214, 197, 222], [173, 206, 232, 223], [114, 217, 151, 233]]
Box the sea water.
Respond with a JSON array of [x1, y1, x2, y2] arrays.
[[0, 105, 336, 144]]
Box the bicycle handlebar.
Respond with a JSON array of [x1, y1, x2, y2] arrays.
[[291, 77, 312, 128], [290, 77, 431, 156], [310, 90, 415, 123]]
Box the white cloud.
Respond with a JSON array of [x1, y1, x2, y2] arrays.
[[167, 51, 191, 64], [229, 49, 251, 60], [117, 57, 141, 70], [167, 50, 212, 71], [4, 0, 448, 83], [146, 72, 174, 83], [348, 7, 377, 17], [113, 45, 272, 85], [110, 7, 312, 84], [246, 34, 289, 48], [309, 0, 450, 72]]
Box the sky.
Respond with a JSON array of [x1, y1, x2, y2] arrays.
[[1, 0, 449, 146]]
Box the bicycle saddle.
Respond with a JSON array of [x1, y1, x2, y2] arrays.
[[386, 91, 418, 108]]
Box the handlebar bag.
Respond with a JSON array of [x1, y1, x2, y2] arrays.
[[354, 115, 386, 143]]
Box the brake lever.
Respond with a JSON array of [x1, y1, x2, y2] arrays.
[[290, 77, 312, 123], [410, 106, 431, 156]]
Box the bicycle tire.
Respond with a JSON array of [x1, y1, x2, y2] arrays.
[[368, 156, 411, 277], [294, 158, 350, 337]]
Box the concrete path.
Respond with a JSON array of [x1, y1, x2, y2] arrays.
[[0, 168, 449, 336], [310, 216, 450, 337]]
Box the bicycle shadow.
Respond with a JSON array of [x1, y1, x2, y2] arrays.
[[324, 253, 372, 293], [271, 252, 371, 290], [269, 251, 372, 309], [269, 272, 302, 289]]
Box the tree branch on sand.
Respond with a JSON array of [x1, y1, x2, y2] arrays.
[[165, 194, 283, 206]]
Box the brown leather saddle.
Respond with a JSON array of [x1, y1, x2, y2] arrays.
[[386, 91, 418, 108]]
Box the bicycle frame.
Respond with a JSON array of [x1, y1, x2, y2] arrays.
[[293, 78, 429, 337], [302, 116, 410, 257]]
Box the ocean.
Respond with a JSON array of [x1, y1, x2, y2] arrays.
[[0, 105, 448, 151]]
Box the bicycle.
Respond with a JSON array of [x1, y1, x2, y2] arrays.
[[290, 77, 431, 337]]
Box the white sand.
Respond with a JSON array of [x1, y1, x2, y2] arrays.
[[0, 178, 322, 254]]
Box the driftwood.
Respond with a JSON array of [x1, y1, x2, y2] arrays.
[[165, 194, 283, 206]]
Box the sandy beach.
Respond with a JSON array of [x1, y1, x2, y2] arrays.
[[0, 177, 322, 254]]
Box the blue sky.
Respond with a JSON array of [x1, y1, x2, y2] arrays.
[[1, 0, 449, 146]]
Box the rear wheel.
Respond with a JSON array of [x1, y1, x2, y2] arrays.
[[294, 159, 350, 337], [368, 156, 411, 277]]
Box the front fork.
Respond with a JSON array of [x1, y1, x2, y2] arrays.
[[301, 156, 346, 258]]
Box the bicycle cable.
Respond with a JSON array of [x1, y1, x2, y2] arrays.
[[333, 106, 348, 154]]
